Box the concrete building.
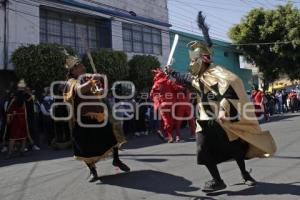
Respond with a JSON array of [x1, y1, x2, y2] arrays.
[[239, 58, 264, 90], [169, 30, 253, 91], [0, 0, 171, 90]]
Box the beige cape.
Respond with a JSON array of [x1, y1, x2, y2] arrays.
[[192, 64, 277, 158]]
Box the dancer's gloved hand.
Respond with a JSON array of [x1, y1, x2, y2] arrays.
[[164, 65, 174, 75]]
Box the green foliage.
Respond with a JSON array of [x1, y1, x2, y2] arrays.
[[229, 3, 300, 83], [128, 55, 160, 92], [11, 43, 75, 92], [82, 49, 128, 85]]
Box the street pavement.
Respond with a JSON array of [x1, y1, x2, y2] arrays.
[[0, 113, 300, 200]]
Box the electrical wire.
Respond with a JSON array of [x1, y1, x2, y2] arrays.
[[5, 0, 297, 47]]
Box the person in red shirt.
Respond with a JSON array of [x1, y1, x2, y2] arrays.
[[289, 90, 297, 113], [251, 85, 264, 120]]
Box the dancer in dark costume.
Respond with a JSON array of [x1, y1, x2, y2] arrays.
[[63, 55, 130, 182], [165, 12, 277, 192]]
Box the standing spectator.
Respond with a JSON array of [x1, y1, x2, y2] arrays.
[[251, 85, 264, 120], [147, 99, 159, 135], [40, 88, 54, 145], [275, 90, 283, 114], [122, 98, 137, 137], [0, 91, 12, 153], [24, 88, 40, 151], [0, 92, 5, 149], [262, 92, 270, 121], [289, 89, 298, 113], [5, 80, 29, 158], [52, 84, 71, 149], [282, 90, 288, 113], [135, 96, 148, 136], [296, 85, 300, 111], [270, 92, 276, 115]]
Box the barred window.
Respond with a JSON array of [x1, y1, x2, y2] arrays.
[[40, 9, 111, 56], [122, 23, 162, 55]]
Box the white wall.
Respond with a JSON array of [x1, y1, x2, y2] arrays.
[[2, 0, 170, 69], [77, 0, 170, 64], [0, 3, 5, 70], [77, 0, 168, 23], [6, 0, 39, 70], [161, 30, 170, 65]]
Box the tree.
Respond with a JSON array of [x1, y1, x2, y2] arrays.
[[11, 43, 76, 93], [82, 49, 128, 86], [229, 3, 300, 84], [128, 55, 160, 92]]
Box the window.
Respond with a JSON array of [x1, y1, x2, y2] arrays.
[[122, 23, 162, 55], [40, 9, 111, 56]]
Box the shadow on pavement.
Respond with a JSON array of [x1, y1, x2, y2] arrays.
[[122, 134, 165, 150], [260, 114, 300, 124], [99, 169, 216, 200], [273, 155, 300, 159], [130, 158, 168, 163], [120, 153, 195, 157], [206, 182, 300, 197], [122, 128, 195, 150], [0, 148, 72, 167], [0, 133, 194, 167]]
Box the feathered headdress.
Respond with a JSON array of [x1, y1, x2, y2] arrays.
[[197, 11, 212, 48], [187, 11, 213, 62]]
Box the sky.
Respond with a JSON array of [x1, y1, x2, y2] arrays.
[[168, 0, 300, 42]]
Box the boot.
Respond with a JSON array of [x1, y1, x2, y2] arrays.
[[202, 179, 227, 193], [112, 159, 130, 172], [87, 165, 99, 182], [242, 171, 257, 186]]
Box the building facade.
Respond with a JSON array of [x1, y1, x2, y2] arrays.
[[169, 30, 253, 91], [0, 0, 171, 90]]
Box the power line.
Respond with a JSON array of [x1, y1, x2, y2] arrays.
[[197, 0, 250, 8], [169, 0, 249, 12], [169, 2, 235, 26], [167, 1, 238, 37], [231, 41, 294, 46], [169, 11, 231, 35], [85, 0, 231, 35], [239, 0, 254, 7], [171, 22, 227, 40], [5, 0, 297, 48], [11, 0, 230, 42]]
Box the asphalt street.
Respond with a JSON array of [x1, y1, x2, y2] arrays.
[[0, 113, 300, 200]]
